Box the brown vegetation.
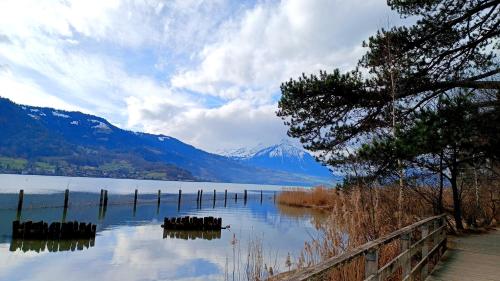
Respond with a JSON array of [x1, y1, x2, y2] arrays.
[[275, 182, 500, 280], [277, 187, 336, 209]]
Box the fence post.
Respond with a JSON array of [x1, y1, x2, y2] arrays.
[[17, 189, 24, 213], [134, 189, 138, 206], [235, 193, 238, 202], [260, 190, 263, 204], [177, 189, 182, 211], [101, 189, 108, 219], [365, 248, 379, 280], [421, 223, 429, 280], [99, 189, 104, 207], [224, 189, 227, 207], [213, 189, 216, 208], [244, 190, 247, 205], [400, 232, 411, 278], [63, 189, 69, 209], [157, 190, 161, 207], [103, 190, 108, 208], [440, 216, 447, 254]]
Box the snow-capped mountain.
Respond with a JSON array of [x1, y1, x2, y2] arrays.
[[217, 143, 268, 158], [221, 140, 340, 182], [1, 97, 338, 186]]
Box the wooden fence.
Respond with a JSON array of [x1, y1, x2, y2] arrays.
[[286, 214, 447, 281]]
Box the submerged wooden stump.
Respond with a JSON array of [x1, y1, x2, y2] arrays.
[[12, 220, 96, 240], [161, 216, 223, 231]]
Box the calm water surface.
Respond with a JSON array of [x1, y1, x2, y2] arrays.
[[0, 174, 324, 281]]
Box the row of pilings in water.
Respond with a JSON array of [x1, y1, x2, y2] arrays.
[[14, 188, 276, 219]]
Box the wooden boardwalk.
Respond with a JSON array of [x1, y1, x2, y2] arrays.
[[427, 228, 500, 281]]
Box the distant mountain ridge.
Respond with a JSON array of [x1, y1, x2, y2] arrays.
[[220, 140, 338, 181], [0, 97, 339, 185]]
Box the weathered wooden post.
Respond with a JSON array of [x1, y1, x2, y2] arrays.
[[421, 223, 429, 280], [63, 189, 69, 209], [102, 190, 108, 219], [61, 189, 70, 222], [197, 190, 200, 203], [213, 189, 216, 208], [134, 189, 138, 207], [62, 208, 68, 223], [274, 191, 276, 203], [99, 189, 104, 207], [200, 189, 203, 209], [260, 190, 263, 204], [98, 190, 103, 219], [177, 189, 182, 211], [433, 218, 440, 249], [17, 189, 24, 218], [364, 248, 379, 280], [103, 190, 108, 208], [400, 232, 411, 278], [157, 190, 161, 213], [244, 190, 247, 205], [224, 189, 227, 207], [440, 215, 447, 254], [235, 193, 238, 203], [133, 189, 138, 216]]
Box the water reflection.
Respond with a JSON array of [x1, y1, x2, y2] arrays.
[[276, 204, 329, 228], [163, 229, 222, 240], [10, 238, 95, 253], [0, 179, 323, 281]]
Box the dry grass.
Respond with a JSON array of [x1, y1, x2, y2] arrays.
[[272, 185, 413, 281], [275, 182, 500, 281], [277, 186, 336, 209]]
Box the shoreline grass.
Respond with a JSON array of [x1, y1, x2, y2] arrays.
[[274, 183, 499, 281]]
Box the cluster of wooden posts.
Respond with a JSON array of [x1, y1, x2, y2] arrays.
[[162, 216, 223, 231], [163, 229, 221, 240], [12, 220, 97, 240], [10, 237, 95, 253]]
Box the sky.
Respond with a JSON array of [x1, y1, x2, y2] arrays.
[[0, 0, 405, 153]]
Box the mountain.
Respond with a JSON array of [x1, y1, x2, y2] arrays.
[[220, 140, 341, 183], [0, 97, 337, 186]]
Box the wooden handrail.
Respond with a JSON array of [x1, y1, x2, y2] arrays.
[[286, 214, 447, 281]]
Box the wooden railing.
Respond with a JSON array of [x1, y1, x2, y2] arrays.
[[286, 214, 447, 281]]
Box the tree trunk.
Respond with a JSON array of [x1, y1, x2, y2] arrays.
[[450, 168, 464, 230], [438, 152, 444, 214]]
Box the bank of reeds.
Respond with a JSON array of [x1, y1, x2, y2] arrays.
[[275, 183, 499, 281], [277, 187, 335, 209]]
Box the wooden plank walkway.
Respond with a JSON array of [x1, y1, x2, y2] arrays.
[[427, 228, 500, 281]]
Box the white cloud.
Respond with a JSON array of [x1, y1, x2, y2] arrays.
[[0, 69, 82, 111], [133, 99, 288, 152], [0, 0, 407, 152], [0, 0, 165, 48], [172, 0, 403, 99]]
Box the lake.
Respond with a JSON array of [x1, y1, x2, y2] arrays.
[[0, 174, 324, 281]]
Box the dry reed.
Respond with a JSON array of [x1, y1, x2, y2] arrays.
[[275, 183, 500, 281]]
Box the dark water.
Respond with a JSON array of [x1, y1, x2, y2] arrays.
[[0, 174, 323, 281]]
